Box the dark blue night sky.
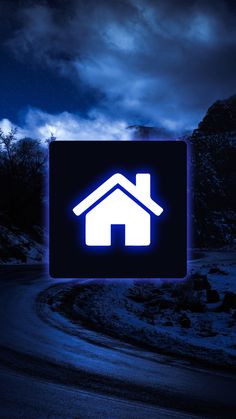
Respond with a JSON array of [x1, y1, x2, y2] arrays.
[[0, 0, 236, 139], [0, 50, 102, 122]]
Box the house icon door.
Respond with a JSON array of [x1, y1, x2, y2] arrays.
[[73, 173, 163, 246]]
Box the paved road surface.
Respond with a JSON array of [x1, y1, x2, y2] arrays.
[[0, 266, 236, 418]]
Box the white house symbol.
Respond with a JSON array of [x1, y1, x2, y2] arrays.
[[72, 173, 163, 246]]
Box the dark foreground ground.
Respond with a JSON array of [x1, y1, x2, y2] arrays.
[[0, 265, 236, 418]]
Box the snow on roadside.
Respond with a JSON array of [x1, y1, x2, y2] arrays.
[[46, 251, 236, 369], [0, 225, 45, 264]]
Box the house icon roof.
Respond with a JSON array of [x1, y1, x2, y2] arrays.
[[72, 173, 163, 216]]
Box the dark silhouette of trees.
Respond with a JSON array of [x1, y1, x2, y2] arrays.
[[0, 129, 47, 238]]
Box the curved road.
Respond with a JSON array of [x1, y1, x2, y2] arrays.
[[0, 266, 236, 418]]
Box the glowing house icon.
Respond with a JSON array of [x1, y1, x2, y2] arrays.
[[72, 173, 163, 246]]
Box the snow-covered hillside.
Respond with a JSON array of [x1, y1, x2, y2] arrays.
[[46, 252, 236, 369], [0, 224, 45, 264]]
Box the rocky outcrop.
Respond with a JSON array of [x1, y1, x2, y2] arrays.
[[198, 95, 236, 134], [190, 96, 236, 248]]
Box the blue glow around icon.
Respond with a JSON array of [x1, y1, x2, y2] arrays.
[[72, 173, 163, 246]]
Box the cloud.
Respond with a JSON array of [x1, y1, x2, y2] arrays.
[[4, 0, 236, 130], [0, 108, 132, 141], [0, 118, 17, 134]]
